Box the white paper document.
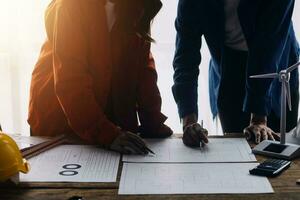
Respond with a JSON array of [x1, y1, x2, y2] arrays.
[[119, 163, 274, 195], [10, 134, 50, 150], [20, 145, 120, 182], [123, 138, 256, 163]]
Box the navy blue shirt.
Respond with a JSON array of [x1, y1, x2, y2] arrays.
[[173, 0, 300, 118]]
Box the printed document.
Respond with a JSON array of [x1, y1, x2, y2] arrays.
[[123, 138, 256, 163], [119, 163, 274, 195], [20, 145, 120, 182], [10, 134, 50, 150]]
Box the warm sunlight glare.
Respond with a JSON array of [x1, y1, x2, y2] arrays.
[[0, 0, 50, 52]]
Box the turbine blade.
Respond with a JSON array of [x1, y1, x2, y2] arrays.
[[284, 81, 292, 111], [250, 73, 278, 79], [286, 61, 300, 73]]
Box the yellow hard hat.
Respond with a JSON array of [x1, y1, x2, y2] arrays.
[[0, 132, 30, 182]]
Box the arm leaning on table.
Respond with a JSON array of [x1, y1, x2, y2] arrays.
[[50, 2, 120, 145], [137, 52, 173, 138], [29, 0, 148, 155], [240, 0, 296, 143], [172, 0, 208, 147]]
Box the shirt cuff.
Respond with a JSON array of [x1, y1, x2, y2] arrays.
[[172, 82, 198, 118]]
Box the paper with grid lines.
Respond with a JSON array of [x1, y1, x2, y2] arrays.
[[123, 138, 256, 163], [20, 145, 120, 182], [119, 163, 274, 195]]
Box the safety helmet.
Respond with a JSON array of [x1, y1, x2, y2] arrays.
[[0, 132, 30, 182]]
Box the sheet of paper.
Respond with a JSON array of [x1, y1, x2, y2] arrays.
[[123, 138, 256, 163], [10, 134, 50, 150], [20, 145, 120, 182], [119, 163, 273, 195]]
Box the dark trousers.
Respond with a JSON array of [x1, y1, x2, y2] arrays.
[[217, 47, 299, 133]]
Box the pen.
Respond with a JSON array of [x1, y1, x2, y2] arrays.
[[145, 146, 155, 155], [136, 132, 155, 155], [200, 120, 204, 149]]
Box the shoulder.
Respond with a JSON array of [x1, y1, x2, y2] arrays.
[[45, 0, 81, 18], [177, 0, 202, 14], [176, 0, 207, 23], [46, 0, 105, 23], [49, 0, 102, 14]]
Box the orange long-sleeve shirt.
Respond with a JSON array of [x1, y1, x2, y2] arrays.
[[28, 0, 166, 145]]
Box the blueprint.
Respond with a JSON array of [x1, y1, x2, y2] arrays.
[[119, 163, 274, 195], [20, 145, 120, 182], [123, 138, 256, 163]]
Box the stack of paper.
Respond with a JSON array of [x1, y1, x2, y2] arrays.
[[119, 138, 274, 195]]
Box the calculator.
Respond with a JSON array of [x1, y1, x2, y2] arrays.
[[249, 159, 291, 177]]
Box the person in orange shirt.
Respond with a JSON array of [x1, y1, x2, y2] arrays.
[[28, 0, 172, 154]]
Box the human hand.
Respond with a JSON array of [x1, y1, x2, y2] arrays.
[[243, 114, 280, 144], [110, 131, 149, 154], [182, 114, 209, 147], [182, 122, 209, 147]]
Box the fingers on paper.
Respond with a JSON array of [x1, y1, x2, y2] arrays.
[[110, 132, 148, 155], [193, 124, 209, 143], [183, 126, 200, 147], [183, 123, 209, 147], [120, 141, 145, 155], [127, 132, 148, 152]]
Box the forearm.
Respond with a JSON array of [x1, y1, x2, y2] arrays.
[[50, 2, 121, 145], [173, 28, 201, 118], [55, 73, 120, 145]]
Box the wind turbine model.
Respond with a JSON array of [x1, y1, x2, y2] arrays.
[[250, 61, 300, 160], [289, 118, 300, 138]]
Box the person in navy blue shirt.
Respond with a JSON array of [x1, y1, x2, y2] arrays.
[[173, 0, 300, 147]]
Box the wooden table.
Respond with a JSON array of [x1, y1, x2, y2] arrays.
[[1, 134, 300, 200]]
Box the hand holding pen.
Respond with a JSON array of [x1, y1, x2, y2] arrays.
[[182, 117, 209, 148], [110, 131, 155, 155]]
